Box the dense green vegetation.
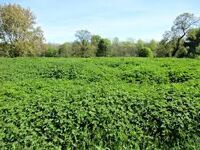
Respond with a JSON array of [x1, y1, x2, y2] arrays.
[[0, 57, 200, 149]]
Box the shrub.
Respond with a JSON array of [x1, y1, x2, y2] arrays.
[[138, 47, 153, 57]]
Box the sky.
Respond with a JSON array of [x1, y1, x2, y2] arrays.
[[0, 0, 199, 43]]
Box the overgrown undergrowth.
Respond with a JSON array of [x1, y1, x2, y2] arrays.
[[0, 57, 200, 149]]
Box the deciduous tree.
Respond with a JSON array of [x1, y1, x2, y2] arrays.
[[74, 30, 92, 57], [163, 13, 200, 57], [96, 38, 111, 57], [185, 28, 200, 57], [0, 4, 45, 57]]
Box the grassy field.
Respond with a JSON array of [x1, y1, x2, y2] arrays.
[[0, 57, 200, 149]]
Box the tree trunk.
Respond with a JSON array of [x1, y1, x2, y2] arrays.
[[172, 33, 186, 57]]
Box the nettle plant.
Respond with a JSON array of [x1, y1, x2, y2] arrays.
[[0, 57, 200, 149]]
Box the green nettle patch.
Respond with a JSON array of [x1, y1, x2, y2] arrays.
[[121, 69, 168, 84], [43, 67, 67, 79], [168, 70, 196, 83], [0, 57, 200, 149], [40, 64, 81, 80]]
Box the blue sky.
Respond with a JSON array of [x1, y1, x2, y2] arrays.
[[1, 0, 199, 43]]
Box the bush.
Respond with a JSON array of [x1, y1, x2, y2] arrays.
[[138, 47, 153, 57]]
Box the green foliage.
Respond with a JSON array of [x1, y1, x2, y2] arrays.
[[45, 48, 58, 57], [0, 4, 45, 57], [96, 38, 111, 57], [73, 30, 92, 57], [185, 28, 200, 57], [148, 39, 158, 51], [41, 43, 59, 57], [168, 70, 196, 83], [159, 13, 200, 57], [121, 69, 168, 84], [109, 39, 157, 57], [138, 47, 153, 57], [0, 57, 200, 149], [156, 40, 173, 57], [176, 46, 188, 58], [91, 35, 102, 47], [58, 42, 72, 57]]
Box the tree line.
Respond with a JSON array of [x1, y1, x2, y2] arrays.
[[0, 4, 200, 58], [44, 31, 157, 58]]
